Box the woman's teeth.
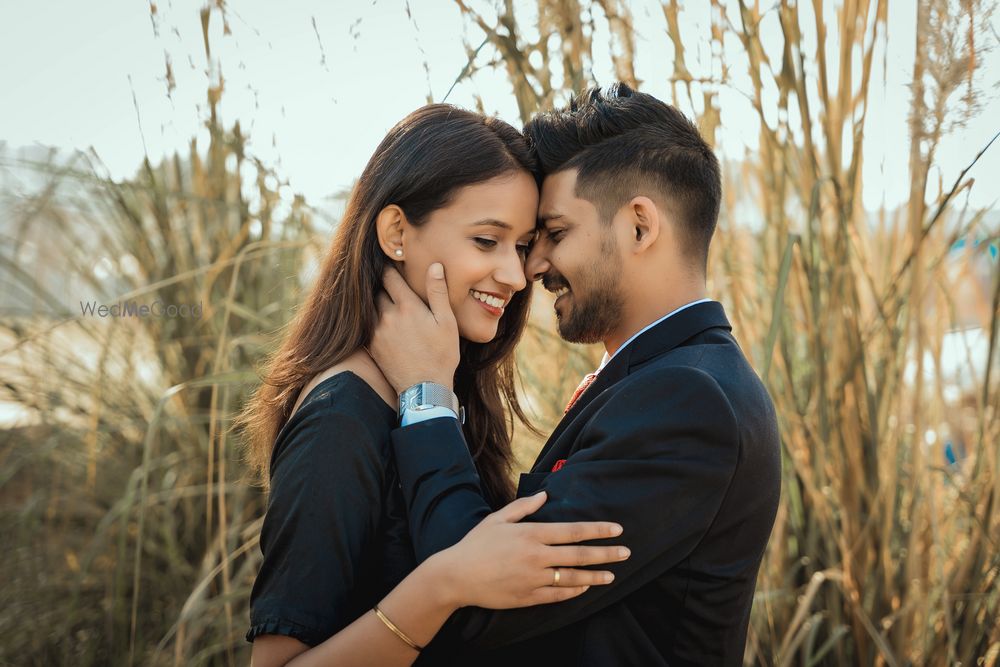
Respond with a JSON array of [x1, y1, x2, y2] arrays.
[[471, 290, 505, 308]]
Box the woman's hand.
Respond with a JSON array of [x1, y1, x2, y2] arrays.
[[428, 491, 630, 610]]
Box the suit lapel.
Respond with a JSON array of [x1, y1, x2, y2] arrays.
[[530, 301, 732, 472], [541, 348, 628, 453]]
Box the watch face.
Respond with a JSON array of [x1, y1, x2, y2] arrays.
[[399, 386, 425, 414], [400, 388, 414, 411]]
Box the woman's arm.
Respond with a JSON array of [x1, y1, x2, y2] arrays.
[[251, 491, 629, 667], [251, 553, 455, 667]]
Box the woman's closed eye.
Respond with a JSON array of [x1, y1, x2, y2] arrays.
[[474, 236, 533, 258]]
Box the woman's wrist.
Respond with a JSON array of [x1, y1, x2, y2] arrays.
[[418, 548, 465, 612]]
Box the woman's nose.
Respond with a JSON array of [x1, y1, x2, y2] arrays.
[[496, 246, 528, 292]]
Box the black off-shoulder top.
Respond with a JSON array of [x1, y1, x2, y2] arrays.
[[246, 371, 415, 647]]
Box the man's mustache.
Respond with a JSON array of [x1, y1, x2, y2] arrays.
[[541, 274, 569, 292]]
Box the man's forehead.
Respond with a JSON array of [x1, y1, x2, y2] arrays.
[[540, 169, 578, 198], [538, 169, 584, 221]]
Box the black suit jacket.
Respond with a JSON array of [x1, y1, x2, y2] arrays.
[[394, 301, 781, 666]]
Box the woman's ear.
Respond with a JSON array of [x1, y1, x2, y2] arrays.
[[375, 205, 407, 261]]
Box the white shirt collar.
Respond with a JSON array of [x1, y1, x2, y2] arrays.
[[597, 298, 714, 371]]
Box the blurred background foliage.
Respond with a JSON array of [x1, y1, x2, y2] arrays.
[[1, 1, 998, 665]]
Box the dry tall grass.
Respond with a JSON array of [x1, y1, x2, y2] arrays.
[[1, 13, 320, 656], [1, 2, 997, 666]]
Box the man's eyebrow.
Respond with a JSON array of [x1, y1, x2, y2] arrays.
[[538, 213, 564, 225], [468, 218, 513, 230]]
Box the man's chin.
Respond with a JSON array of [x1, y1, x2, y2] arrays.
[[557, 320, 604, 345]]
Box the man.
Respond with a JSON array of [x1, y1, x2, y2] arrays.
[[370, 83, 781, 666]]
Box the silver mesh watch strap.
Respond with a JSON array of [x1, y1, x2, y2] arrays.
[[398, 382, 465, 423]]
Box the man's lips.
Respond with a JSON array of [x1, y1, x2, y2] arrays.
[[542, 277, 571, 315], [542, 275, 570, 295], [553, 290, 570, 312]]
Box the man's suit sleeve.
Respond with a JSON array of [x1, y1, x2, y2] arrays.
[[390, 367, 741, 649]]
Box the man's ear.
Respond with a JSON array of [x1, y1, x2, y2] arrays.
[[626, 196, 660, 253], [375, 205, 407, 261]]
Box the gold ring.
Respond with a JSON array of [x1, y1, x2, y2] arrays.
[[552, 568, 561, 586]]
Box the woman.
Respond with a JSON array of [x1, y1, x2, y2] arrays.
[[237, 105, 630, 667]]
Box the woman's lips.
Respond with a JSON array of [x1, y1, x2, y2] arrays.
[[472, 293, 504, 317]]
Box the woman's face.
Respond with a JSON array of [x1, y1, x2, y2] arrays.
[[399, 171, 539, 344]]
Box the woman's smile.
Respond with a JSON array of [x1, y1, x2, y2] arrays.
[[470, 289, 507, 317]]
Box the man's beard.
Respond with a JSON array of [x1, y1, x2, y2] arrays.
[[555, 241, 625, 345]]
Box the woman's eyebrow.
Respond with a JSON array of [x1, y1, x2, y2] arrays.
[[468, 218, 512, 230]]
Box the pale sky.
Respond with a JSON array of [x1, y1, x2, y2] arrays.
[[1, 0, 998, 213]]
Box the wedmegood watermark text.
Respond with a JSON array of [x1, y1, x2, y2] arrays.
[[79, 300, 204, 319]]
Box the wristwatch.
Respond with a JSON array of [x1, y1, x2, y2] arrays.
[[398, 382, 465, 424]]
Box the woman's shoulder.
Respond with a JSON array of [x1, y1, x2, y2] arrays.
[[291, 351, 397, 419], [269, 355, 397, 479]]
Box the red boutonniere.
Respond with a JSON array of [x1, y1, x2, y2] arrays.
[[551, 459, 567, 472]]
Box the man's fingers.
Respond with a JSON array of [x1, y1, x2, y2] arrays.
[[527, 521, 624, 545], [493, 492, 547, 523], [425, 263, 455, 325]]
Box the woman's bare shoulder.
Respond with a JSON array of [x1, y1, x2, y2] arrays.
[[290, 352, 396, 418]]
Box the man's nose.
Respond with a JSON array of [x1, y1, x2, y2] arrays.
[[525, 241, 550, 282]]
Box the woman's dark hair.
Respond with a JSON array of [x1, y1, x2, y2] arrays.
[[524, 82, 721, 273], [236, 104, 539, 508]]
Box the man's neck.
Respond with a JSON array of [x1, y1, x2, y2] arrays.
[[603, 290, 708, 359]]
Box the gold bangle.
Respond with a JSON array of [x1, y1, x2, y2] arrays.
[[373, 605, 423, 652]]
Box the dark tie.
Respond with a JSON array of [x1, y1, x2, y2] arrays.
[[564, 372, 599, 413]]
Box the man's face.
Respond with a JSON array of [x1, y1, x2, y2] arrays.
[[527, 169, 625, 345]]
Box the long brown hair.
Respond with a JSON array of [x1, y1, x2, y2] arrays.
[[236, 104, 538, 508]]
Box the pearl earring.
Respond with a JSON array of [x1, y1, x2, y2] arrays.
[[394, 249, 403, 257]]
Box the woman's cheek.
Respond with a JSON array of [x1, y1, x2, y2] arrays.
[[449, 286, 467, 315]]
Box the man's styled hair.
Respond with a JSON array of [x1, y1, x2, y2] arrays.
[[524, 82, 721, 271]]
